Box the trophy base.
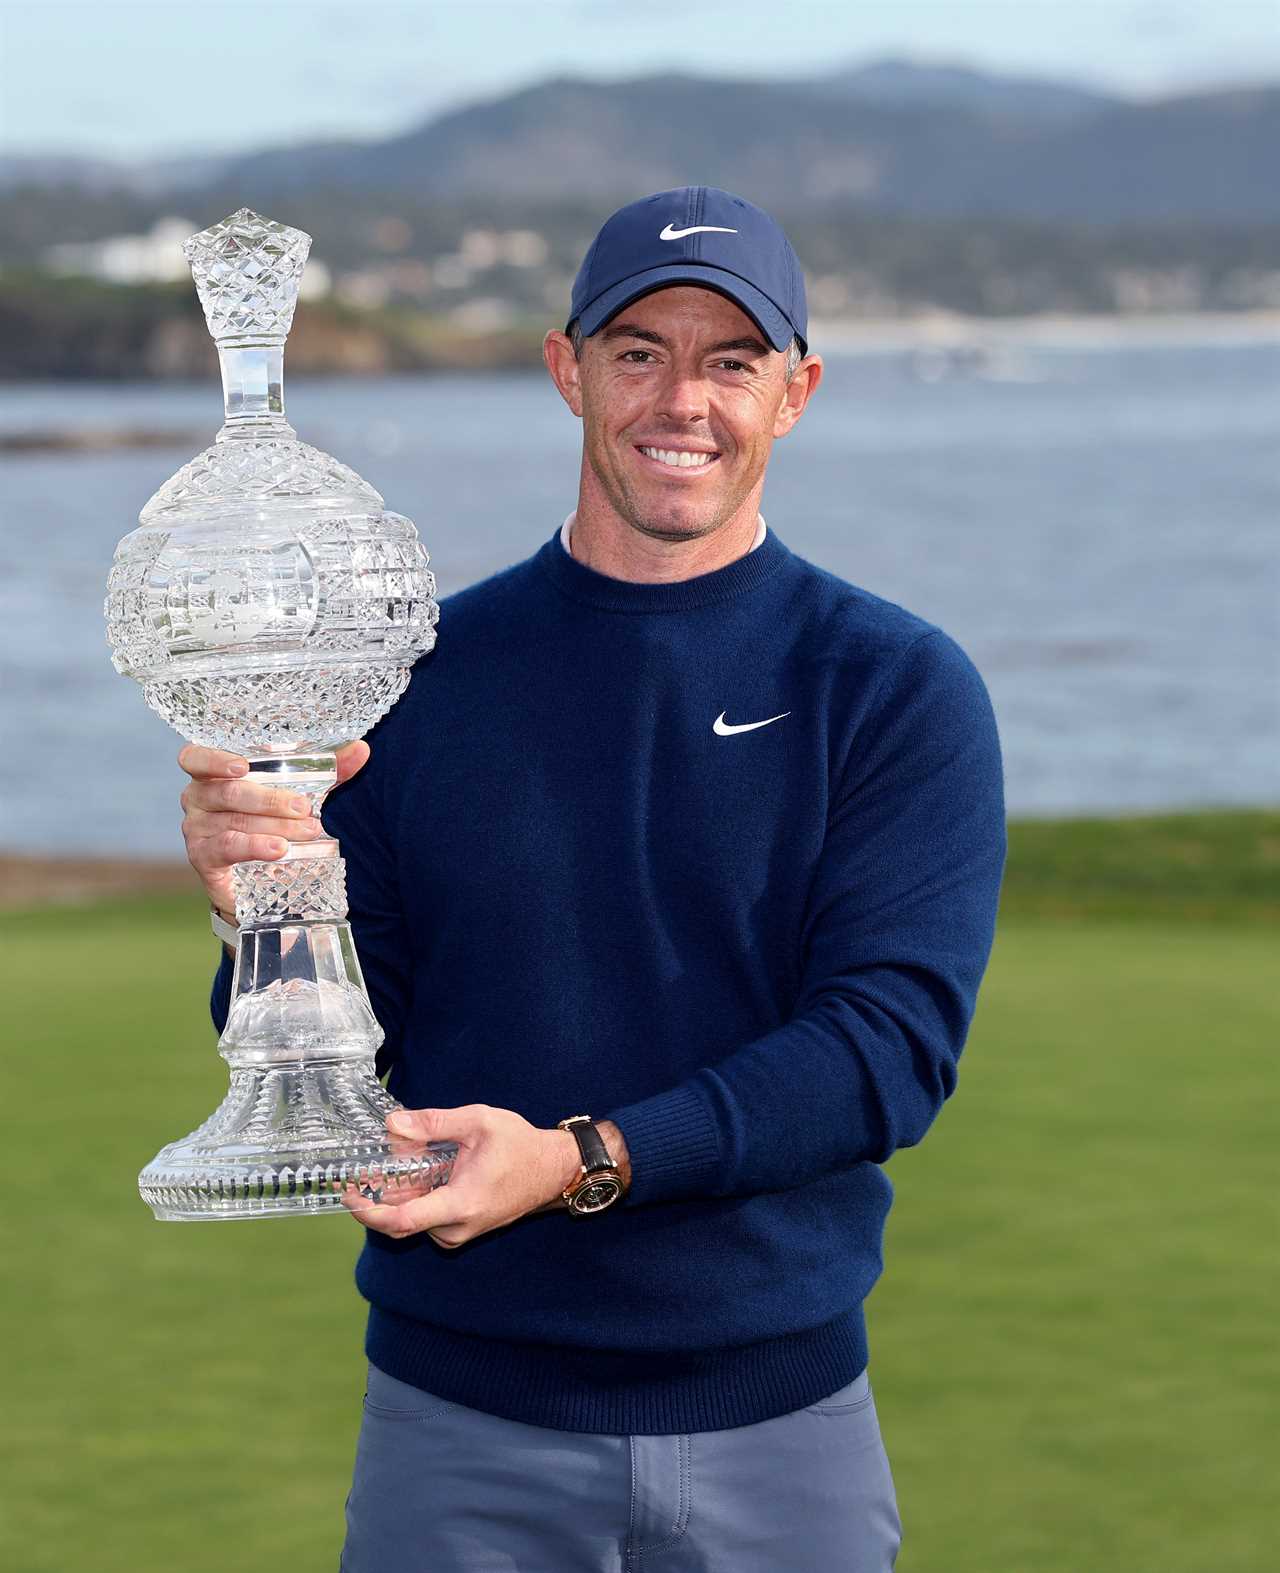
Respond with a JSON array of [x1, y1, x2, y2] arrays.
[[138, 1060, 457, 1222]]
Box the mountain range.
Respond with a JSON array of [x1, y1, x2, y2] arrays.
[[4, 59, 1277, 226]]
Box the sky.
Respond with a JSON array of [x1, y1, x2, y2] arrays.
[[2, 0, 1278, 161]]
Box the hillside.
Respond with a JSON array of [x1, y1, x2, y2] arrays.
[[212, 73, 1280, 225], [3, 61, 1277, 226]]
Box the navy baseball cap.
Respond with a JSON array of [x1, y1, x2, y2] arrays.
[[567, 186, 808, 357]]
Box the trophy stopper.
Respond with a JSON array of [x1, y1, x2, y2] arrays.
[[184, 206, 312, 347]]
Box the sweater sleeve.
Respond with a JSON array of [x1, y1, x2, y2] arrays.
[[208, 731, 413, 1080], [605, 629, 1007, 1205]]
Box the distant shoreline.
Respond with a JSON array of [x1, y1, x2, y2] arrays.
[[2, 309, 1277, 452], [0, 854, 195, 910], [0, 427, 205, 453], [806, 307, 1280, 351]]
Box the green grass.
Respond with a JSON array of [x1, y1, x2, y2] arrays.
[[1, 810, 1275, 1572], [876, 919, 1275, 1572], [0, 891, 367, 1572], [1000, 808, 1280, 923]]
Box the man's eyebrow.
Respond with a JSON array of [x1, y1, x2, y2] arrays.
[[599, 323, 773, 358]]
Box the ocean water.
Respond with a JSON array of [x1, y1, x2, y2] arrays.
[[1, 338, 1277, 857]]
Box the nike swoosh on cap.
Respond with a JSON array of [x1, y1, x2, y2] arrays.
[[713, 711, 791, 736], [659, 223, 739, 241]]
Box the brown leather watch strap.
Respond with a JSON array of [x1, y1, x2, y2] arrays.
[[558, 1114, 613, 1173], [556, 1115, 624, 1214]]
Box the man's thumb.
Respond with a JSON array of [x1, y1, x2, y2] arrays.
[[387, 1107, 436, 1137]]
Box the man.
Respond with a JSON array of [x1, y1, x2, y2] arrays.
[[180, 186, 1006, 1570]]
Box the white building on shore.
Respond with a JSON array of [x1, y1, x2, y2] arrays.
[[45, 217, 331, 297]]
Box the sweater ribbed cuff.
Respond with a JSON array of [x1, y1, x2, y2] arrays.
[[606, 1081, 723, 1206]]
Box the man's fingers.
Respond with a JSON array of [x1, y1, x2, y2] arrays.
[[340, 1183, 466, 1242], [189, 830, 291, 869], [178, 744, 249, 780], [184, 777, 316, 819], [180, 740, 367, 791], [184, 809, 323, 844], [335, 740, 371, 784]]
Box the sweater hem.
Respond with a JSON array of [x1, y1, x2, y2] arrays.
[[364, 1303, 868, 1435]]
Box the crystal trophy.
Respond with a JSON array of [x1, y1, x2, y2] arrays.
[[106, 207, 457, 1220]]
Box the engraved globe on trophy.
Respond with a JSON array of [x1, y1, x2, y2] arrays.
[[106, 207, 456, 1220]]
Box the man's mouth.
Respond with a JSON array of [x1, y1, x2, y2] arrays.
[[634, 445, 721, 470]]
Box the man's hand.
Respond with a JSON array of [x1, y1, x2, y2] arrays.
[[341, 1106, 631, 1247], [178, 739, 370, 921]]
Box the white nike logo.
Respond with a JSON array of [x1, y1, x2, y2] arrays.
[[713, 710, 791, 736], [659, 223, 739, 241]]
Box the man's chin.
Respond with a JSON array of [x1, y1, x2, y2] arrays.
[[623, 495, 736, 543], [629, 516, 720, 544]]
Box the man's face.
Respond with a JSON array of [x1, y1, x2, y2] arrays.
[[548, 285, 819, 544]]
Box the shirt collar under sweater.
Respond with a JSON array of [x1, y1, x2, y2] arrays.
[[545, 511, 783, 613]]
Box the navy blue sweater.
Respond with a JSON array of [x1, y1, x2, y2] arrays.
[[211, 526, 1006, 1434]]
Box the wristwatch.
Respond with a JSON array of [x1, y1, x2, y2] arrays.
[[556, 1115, 625, 1215], [210, 904, 238, 949]]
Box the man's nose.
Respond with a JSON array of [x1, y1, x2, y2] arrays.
[[654, 365, 710, 423]]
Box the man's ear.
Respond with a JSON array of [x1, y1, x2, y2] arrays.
[[772, 354, 823, 439], [543, 330, 584, 418]]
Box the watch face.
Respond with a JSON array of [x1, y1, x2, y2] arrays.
[[571, 1175, 623, 1213]]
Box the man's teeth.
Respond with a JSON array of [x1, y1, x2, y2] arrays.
[[639, 447, 716, 468]]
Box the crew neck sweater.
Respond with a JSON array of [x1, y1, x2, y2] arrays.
[[211, 525, 1006, 1435]]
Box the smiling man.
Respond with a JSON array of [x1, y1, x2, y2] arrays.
[[555, 285, 811, 577], [188, 186, 1007, 1570]]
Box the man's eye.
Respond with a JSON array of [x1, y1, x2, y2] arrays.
[[617, 351, 748, 371]]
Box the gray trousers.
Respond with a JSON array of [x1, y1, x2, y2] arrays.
[[341, 1361, 902, 1572]]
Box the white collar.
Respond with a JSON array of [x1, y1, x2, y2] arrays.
[[560, 511, 766, 560]]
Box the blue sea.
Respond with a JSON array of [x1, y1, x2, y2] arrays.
[[1, 333, 1276, 855]]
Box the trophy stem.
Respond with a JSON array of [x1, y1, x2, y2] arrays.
[[221, 862, 383, 1066]]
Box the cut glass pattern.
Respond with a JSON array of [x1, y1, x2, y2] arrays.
[[183, 207, 312, 344], [108, 207, 455, 1221], [139, 437, 382, 524], [232, 850, 347, 927], [139, 1063, 440, 1220]]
